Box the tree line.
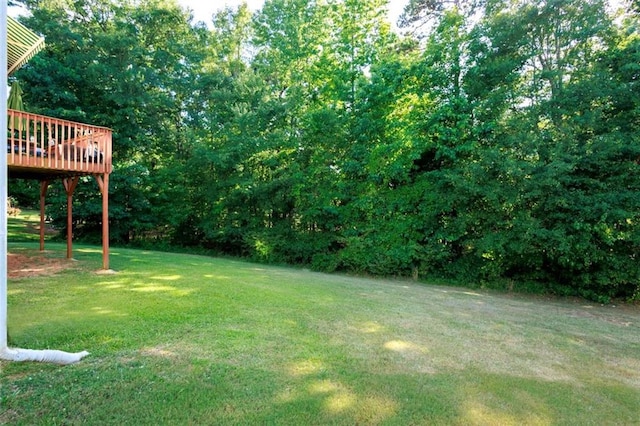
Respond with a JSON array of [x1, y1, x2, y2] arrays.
[[10, 0, 639, 302]]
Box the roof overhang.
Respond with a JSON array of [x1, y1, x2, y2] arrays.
[[7, 16, 45, 76]]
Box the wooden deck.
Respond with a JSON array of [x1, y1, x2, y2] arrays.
[[7, 109, 112, 179], [6, 108, 112, 270]]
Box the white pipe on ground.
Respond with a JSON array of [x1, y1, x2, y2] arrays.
[[0, 348, 90, 364]]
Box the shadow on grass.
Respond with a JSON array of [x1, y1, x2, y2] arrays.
[[3, 352, 639, 425]]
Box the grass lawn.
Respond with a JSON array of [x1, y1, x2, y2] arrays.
[[1, 214, 639, 425]]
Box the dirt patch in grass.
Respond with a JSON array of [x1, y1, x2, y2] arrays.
[[7, 252, 74, 278]]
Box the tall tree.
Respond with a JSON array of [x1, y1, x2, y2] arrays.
[[14, 0, 206, 243]]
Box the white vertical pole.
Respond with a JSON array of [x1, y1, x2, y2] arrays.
[[1, 0, 10, 350]]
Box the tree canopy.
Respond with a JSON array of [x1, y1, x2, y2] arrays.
[[10, 0, 640, 302]]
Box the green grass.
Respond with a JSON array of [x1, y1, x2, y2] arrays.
[[1, 214, 639, 425], [6, 210, 47, 243]]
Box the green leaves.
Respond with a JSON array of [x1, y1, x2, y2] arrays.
[[11, 0, 639, 301]]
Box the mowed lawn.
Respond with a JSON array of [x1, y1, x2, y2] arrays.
[[1, 219, 639, 424]]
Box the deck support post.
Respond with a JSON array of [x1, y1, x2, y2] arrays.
[[39, 180, 49, 251], [93, 173, 109, 270], [62, 176, 79, 259]]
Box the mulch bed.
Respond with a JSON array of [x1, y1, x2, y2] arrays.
[[7, 252, 73, 278]]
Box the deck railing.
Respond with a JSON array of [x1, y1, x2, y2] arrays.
[[7, 108, 112, 175]]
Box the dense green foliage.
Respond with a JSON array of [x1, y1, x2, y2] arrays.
[[9, 0, 640, 301]]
